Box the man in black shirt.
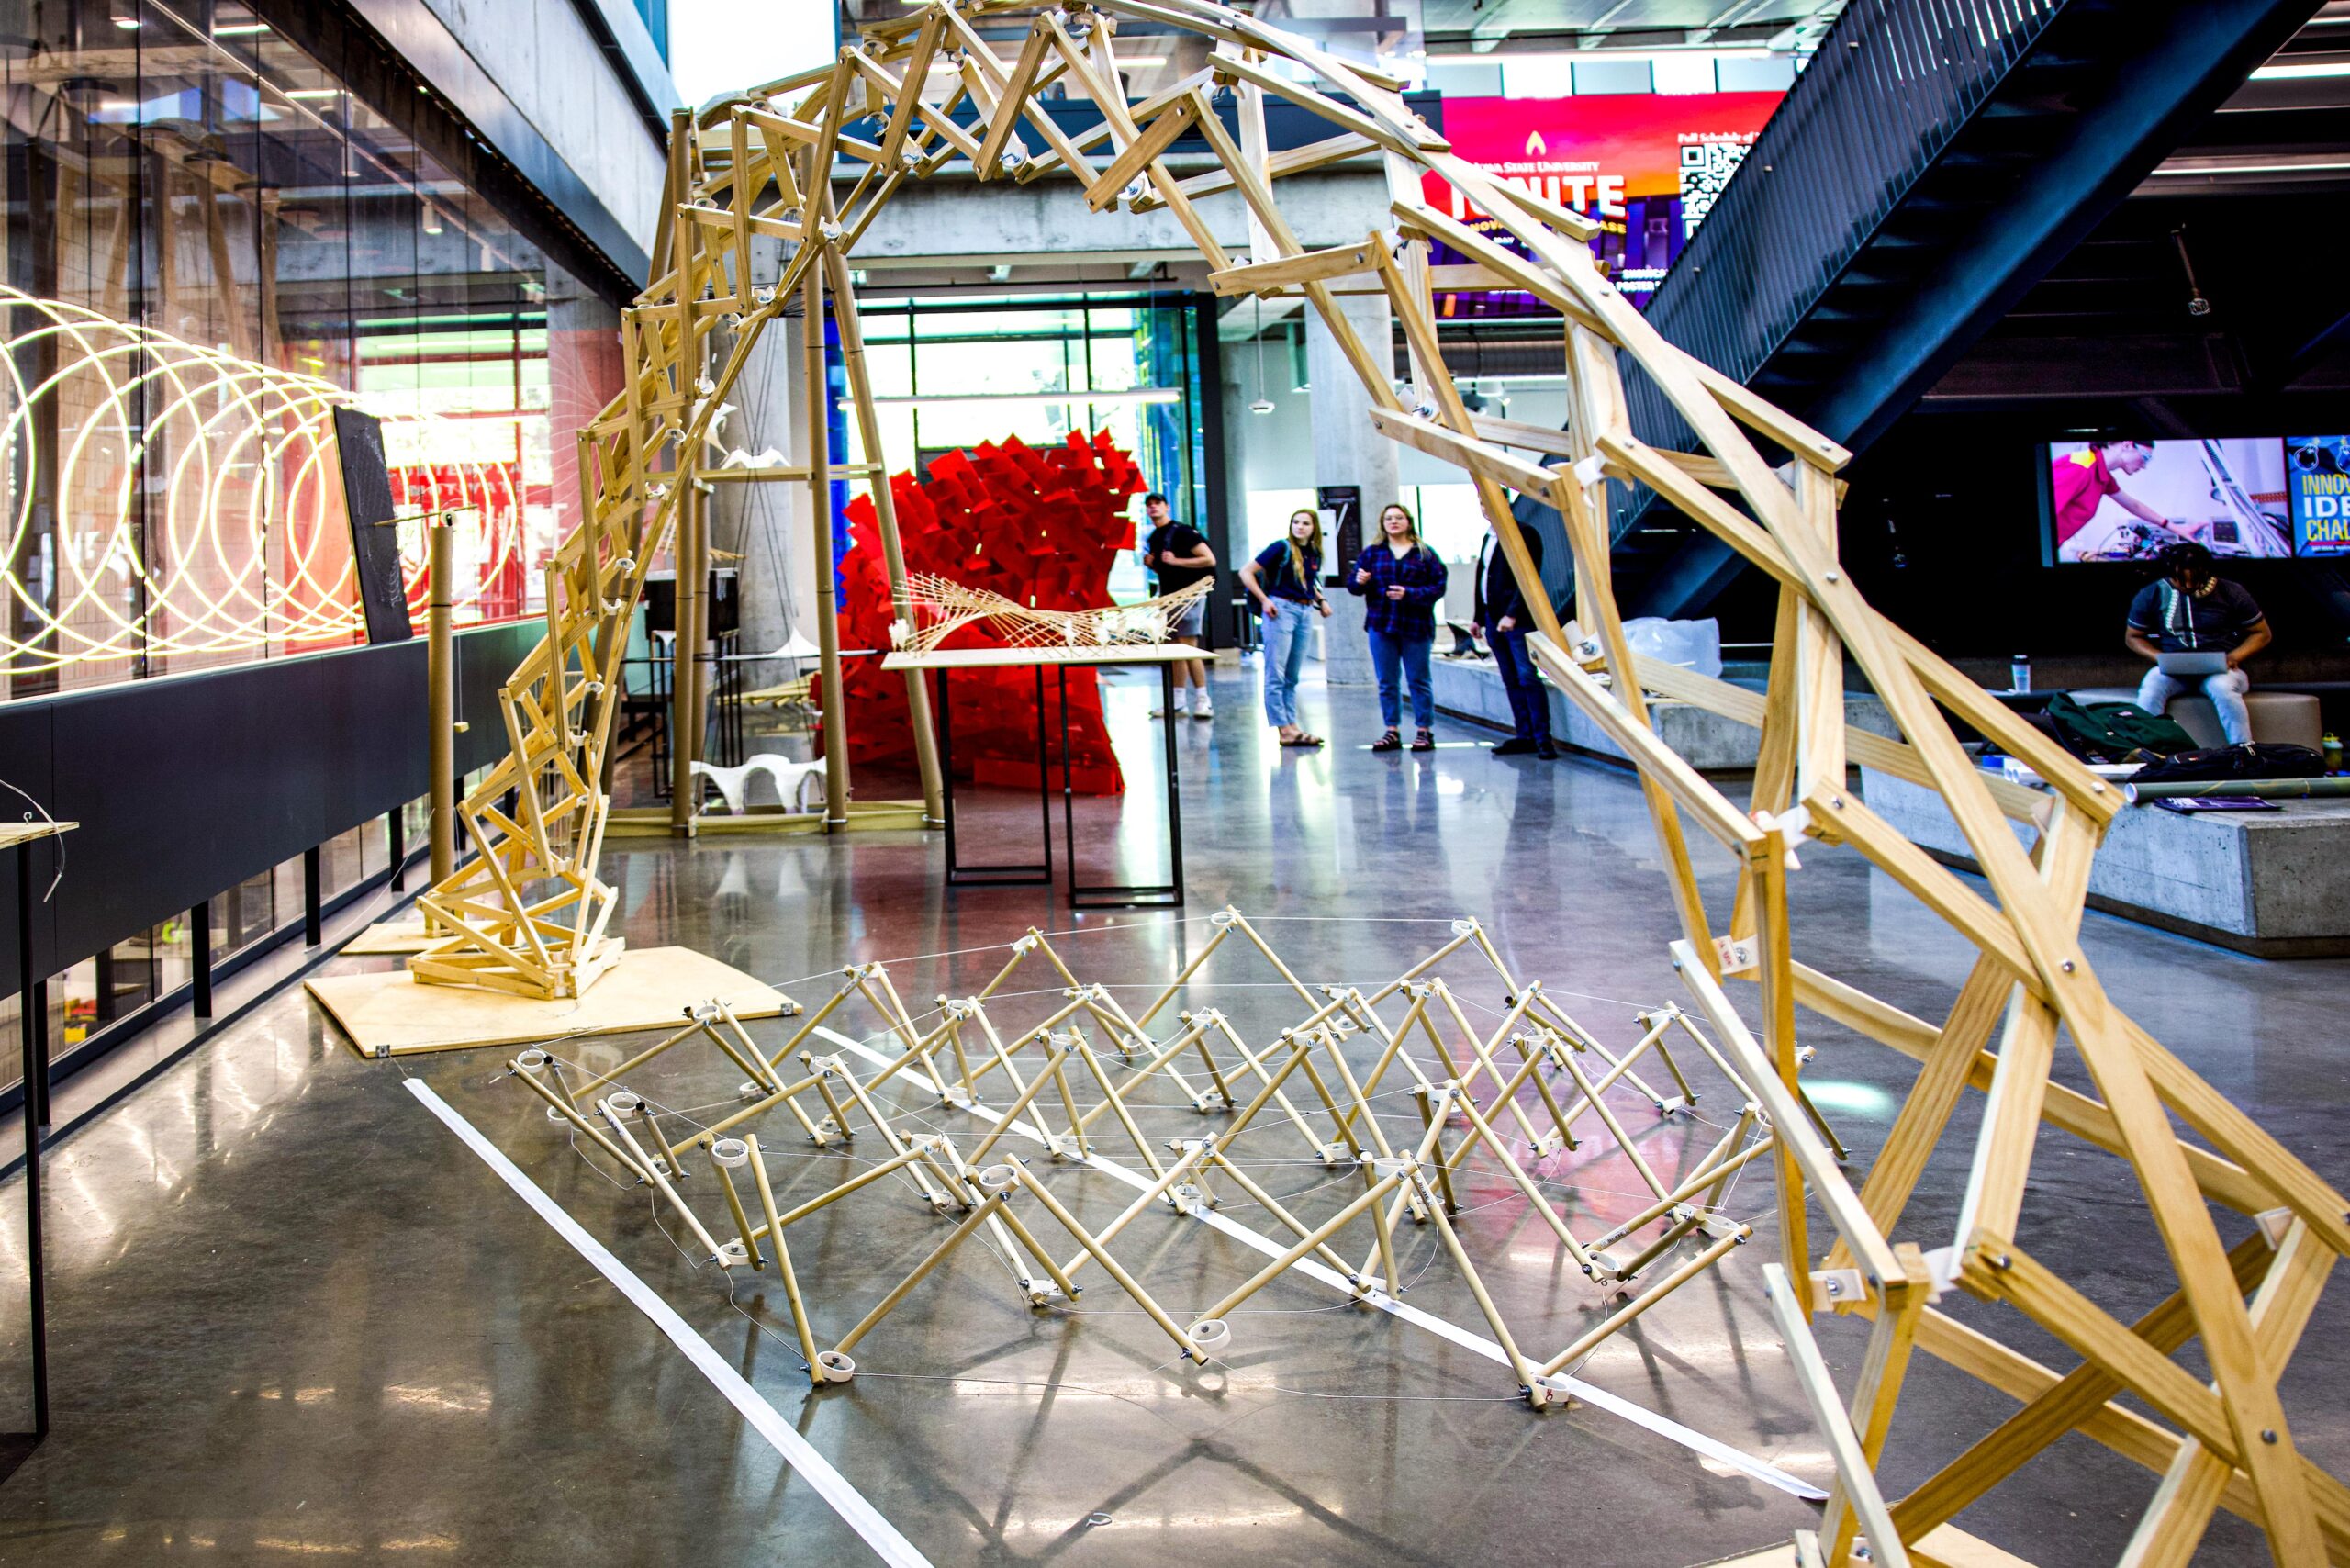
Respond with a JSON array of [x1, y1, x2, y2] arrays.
[[1143, 491, 1216, 720], [1472, 521, 1554, 758], [2124, 542, 2271, 745]]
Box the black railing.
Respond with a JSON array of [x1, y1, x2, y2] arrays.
[[1619, 0, 2065, 533]]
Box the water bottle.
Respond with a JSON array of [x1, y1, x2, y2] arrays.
[[2010, 655, 2031, 694]]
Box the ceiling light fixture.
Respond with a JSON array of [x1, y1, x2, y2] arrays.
[[1424, 46, 1772, 66], [842, 387, 1182, 410], [2149, 159, 2350, 175], [2249, 60, 2350, 79]]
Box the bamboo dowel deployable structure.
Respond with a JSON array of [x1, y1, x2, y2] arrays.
[[505, 917, 1778, 1462]]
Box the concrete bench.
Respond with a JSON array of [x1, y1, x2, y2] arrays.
[[2071, 685, 2322, 751], [1862, 766, 2350, 956], [1428, 656, 1894, 773]]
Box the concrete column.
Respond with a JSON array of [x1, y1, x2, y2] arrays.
[[1307, 290, 1395, 688]]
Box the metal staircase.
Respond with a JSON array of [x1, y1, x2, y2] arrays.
[[1582, 0, 2319, 619]]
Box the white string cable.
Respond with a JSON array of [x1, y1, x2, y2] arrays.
[[0, 774, 66, 900]]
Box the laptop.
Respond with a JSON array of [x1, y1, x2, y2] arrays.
[[2157, 649, 2229, 678]]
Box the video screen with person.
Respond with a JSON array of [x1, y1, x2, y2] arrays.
[[2044, 437, 2291, 563]]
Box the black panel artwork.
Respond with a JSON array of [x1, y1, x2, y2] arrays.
[[333, 408, 413, 645], [643, 571, 741, 635], [1319, 485, 1363, 581]]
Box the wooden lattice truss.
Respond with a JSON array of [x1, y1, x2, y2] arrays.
[[895, 572, 1212, 653], [503, 910, 1799, 1420], [409, 6, 2350, 1563]]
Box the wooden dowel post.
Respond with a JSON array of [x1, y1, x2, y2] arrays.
[[822, 247, 942, 823], [602, 1100, 725, 1260], [832, 1193, 1007, 1358], [687, 480, 713, 778], [670, 477, 704, 834], [1010, 1163, 1207, 1362], [711, 1153, 766, 1269], [744, 1136, 827, 1376], [509, 1060, 639, 1174]]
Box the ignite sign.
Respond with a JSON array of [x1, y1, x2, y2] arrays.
[[1423, 92, 1785, 311]]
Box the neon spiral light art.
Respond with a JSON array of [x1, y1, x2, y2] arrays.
[[0, 286, 525, 678]]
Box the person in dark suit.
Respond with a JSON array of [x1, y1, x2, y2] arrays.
[[1472, 521, 1554, 758]]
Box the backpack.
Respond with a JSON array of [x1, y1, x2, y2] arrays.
[[2039, 693, 2198, 763], [2129, 744, 2325, 785]]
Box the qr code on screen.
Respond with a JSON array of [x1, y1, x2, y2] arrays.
[[1679, 140, 1751, 239]]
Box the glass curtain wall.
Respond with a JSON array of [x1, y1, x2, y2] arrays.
[[1, 0, 623, 700], [0, 0, 625, 1072], [845, 293, 1207, 600]]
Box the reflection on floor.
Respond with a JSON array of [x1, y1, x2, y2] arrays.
[[0, 661, 2344, 1566]]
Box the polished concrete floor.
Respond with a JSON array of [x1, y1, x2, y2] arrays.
[[0, 659, 2344, 1566]]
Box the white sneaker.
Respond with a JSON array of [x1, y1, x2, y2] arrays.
[[1192, 695, 1214, 721]]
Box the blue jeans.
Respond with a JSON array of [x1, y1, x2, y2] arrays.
[[1490, 628, 1550, 743], [2138, 666, 2253, 746], [1368, 627, 1435, 731], [1260, 604, 1313, 728]]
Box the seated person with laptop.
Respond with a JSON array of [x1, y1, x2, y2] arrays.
[[2124, 542, 2271, 745]]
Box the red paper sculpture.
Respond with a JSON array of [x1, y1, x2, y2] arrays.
[[832, 431, 1144, 795]]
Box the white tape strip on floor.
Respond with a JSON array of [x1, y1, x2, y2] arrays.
[[404, 1078, 935, 1568], [816, 1026, 1824, 1503]]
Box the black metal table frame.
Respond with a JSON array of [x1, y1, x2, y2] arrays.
[[7, 833, 52, 1474], [934, 658, 1185, 908], [938, 663, 1054, 887], [1058, 663, 1184, 908]]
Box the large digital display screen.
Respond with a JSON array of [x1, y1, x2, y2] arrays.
[[1421, 92, 1785, 315], [2288, 436, 2350, 556], [2043, 438, 2292, 563]]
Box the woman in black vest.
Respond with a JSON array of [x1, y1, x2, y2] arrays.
[[1348, 503, 1448, 752]]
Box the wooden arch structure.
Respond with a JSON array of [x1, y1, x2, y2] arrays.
[[405, 6, 2350, 1563]]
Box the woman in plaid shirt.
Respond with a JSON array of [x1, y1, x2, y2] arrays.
[[1348, 503, 1449, 752]]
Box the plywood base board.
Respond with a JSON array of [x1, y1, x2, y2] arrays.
[[307, 946, 789, 1058], [1689, 1544, 1800, 1568], [1684, 1526, 2036, 1568], [605, 800, 931, 837]]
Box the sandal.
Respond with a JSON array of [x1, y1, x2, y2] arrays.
[[1411, 729, 1436, 752], [1371, 729, 1402, 753], [1280, 733, 1326, 748]]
